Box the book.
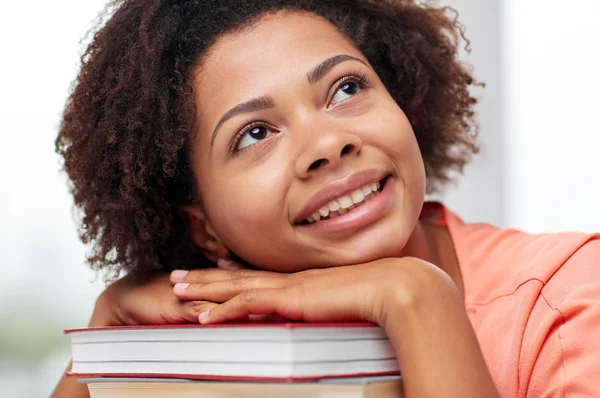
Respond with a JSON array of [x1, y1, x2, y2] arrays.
[[66, 322, 399, 381], [81, 376, 404, 398]]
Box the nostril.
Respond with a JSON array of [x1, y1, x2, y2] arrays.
[[309, 158, 328, 170], [341, 144, 354, 156]]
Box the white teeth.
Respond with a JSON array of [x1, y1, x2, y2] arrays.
[[327, 200, 340, 212], [350, 189, 365, 204], [338, 195, 354, 209], [318, 206, 329, 218], [302, 179, 386, 224]]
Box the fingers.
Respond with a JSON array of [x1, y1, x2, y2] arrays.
[[170, 265, 273, 284], [170, 269, 231, 284], [169, 265, 293, 325], [199, 288, 295, 324], [175, 300, 219, 323], [173, 276, 283, 302]]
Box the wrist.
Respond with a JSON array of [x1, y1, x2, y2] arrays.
[[379, 257, 460, 331], [380, 261, 497, 398]]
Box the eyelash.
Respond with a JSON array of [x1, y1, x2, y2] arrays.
[[230, 120, 272, 154], [330, 72, 370, 105], [230, 72, 371, 154]]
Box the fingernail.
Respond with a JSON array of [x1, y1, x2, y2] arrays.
[[173, 283, 189, 294], [199, 311, 210, 323], [171, 270, 189, 281], [217, 259, 233, 269]]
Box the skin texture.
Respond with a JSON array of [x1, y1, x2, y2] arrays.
[[186, 12, 426, 272]]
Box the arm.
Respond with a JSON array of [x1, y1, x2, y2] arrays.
[[50, 294, 116, 398], [50, 273, 212, 398], [51, 361, 88, 398], [381, 263, 498, 398], [172, 257, 499, 398]]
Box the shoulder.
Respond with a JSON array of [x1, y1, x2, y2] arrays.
[[432, 203, 600, 395], [541, 237, 600, 314], [526, 238, 600, 396], [438, 203, 599, 305]]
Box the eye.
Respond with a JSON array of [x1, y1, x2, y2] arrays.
[[332, 81, 360, 104], [234, 123, 276, 151], [329, 74, 369, 107]]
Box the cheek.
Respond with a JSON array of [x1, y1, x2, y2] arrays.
[[207, 163, 290, 255], [367, 103, 426, 194], [364, 103, 422, 164]]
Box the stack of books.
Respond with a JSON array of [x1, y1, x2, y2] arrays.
[[66, 322, 403, 397]]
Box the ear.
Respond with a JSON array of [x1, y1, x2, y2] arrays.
[[178, 205, 231, 262]]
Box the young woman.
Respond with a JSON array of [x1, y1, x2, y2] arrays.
[[52, 1, 600, 397]]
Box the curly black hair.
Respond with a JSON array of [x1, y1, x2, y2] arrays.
[[56, 0, 480, 280]]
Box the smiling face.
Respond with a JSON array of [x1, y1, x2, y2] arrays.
[[188, 11, 426, 272]]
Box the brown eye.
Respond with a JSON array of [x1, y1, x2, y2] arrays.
[[236, 125, 273, 150], [249, 126, 268, 140], [341, 82, 359, 95], [331, 80, 361, 105]]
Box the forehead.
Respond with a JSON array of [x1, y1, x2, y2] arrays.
[[192, 11, 363, 116]]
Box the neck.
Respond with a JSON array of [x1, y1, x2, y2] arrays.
[[401, 220, 464, 296]]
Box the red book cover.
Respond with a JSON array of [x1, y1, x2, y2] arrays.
[[64, 321, 378, 334]]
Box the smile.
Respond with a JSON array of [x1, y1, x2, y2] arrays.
[[302, 180, 383, 224], [295, 171, 395, 235]]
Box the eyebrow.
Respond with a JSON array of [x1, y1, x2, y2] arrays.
[[210, 54, 368, 147], [210, 96, 275, 146], [307, 54, 368, 85]]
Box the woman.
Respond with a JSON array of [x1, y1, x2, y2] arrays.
[[52, 1, 600, 397]]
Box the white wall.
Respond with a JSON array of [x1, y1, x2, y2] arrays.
[[502, 0, 600, 233], [0, 2, 108, 397], [440, 0, 506, 227], [443, 0, 600, 233]]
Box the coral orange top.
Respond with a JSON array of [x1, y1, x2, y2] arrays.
[[421, 203, 600, 397]]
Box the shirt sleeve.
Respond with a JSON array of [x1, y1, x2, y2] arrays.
[[526, 238, 600, 397]]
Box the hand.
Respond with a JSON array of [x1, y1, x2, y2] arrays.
[[170, 257, 455, 327], [90, 273, 217, 326]]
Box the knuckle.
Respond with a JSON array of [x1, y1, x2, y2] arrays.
[[241, 289, 256, 303], [184, 300, 202, 312], [184, 300, 208, 314]]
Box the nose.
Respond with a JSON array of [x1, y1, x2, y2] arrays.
[[295, 130, 362, 179]]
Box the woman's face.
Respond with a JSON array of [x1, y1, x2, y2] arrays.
[[189, 11, 426, 272]]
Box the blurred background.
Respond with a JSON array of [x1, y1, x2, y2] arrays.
[[0, 0, 598, 396]]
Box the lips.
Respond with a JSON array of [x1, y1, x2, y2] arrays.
[[294, 168, 391, 225]]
